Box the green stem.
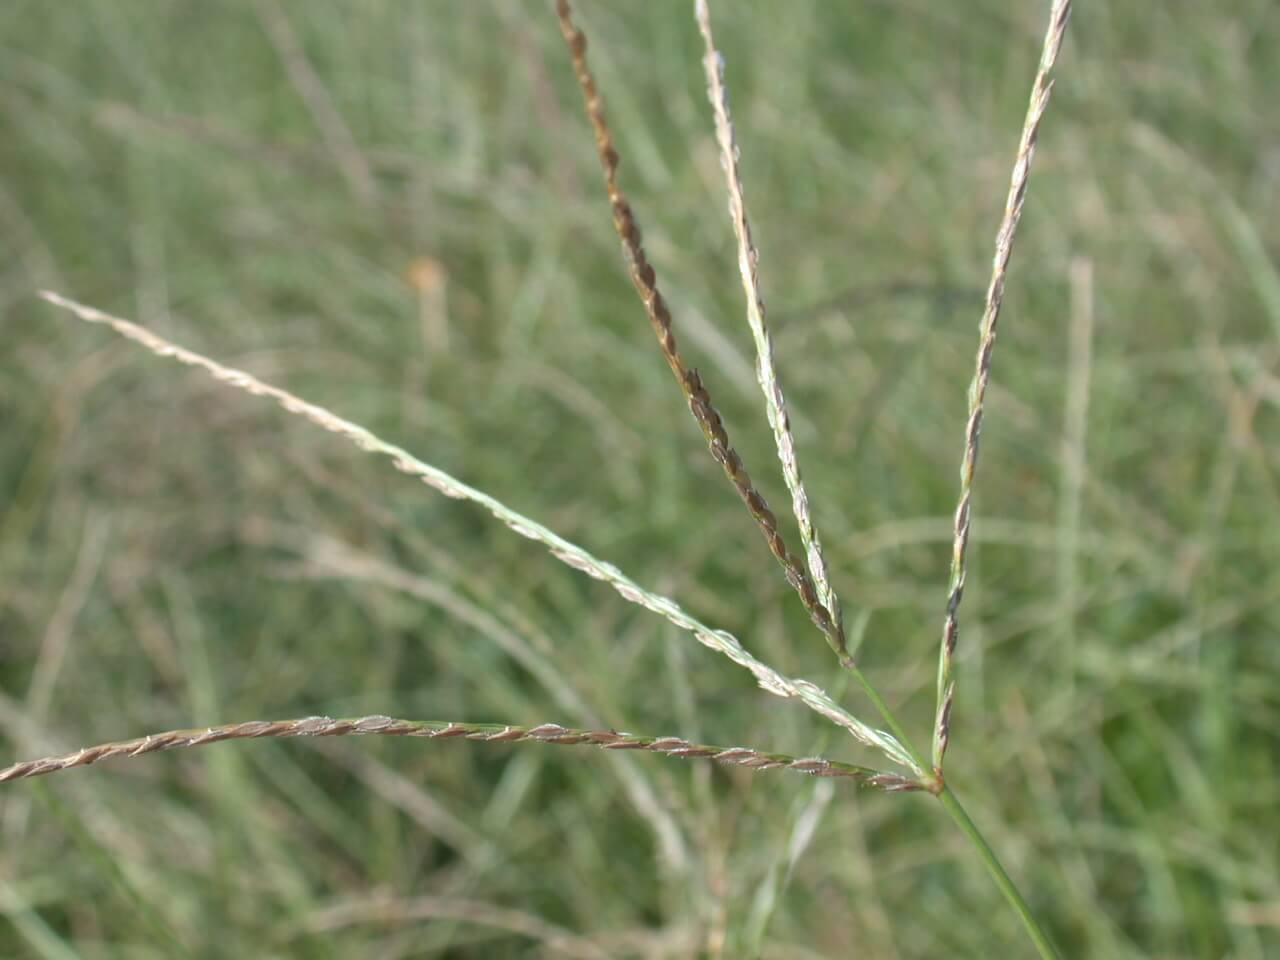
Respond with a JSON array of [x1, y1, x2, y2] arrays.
[[844, 661, 1058, 957], [845, 662, 934, 781], [937, 785, 1062, 960]]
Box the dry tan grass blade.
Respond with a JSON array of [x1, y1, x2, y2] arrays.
[[933, 0, 1073, 776]]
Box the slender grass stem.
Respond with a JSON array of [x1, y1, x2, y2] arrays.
[[845, 663, 934, 788], [842, 666, 1057, 956], [937, 786, 1062, 960]]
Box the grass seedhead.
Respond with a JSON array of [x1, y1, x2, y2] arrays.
[[554, 0, 846, 660], [1, 716, 911, 787], [12, 2, 1082, 954], [933, 0, 1073, 777]]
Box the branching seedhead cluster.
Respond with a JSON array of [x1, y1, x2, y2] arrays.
[[15, 3, 1073, 955]]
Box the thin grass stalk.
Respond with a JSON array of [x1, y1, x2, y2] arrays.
[[694, 0, 845, 660], [38, 291, 916, 772], [937, 785, 1063, 959], [0, 715, 920, 790], [933, 0, 1072, 776], [553, 0, 844, 660]]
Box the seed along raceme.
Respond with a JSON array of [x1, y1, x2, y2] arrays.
[[14, 2, 1073, 955]]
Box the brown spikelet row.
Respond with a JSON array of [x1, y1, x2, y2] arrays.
[[21, 4, 1077, 953], [0, 715, 921, 791], [933, 0, 1073, 777], [554, 0, 844, 656]]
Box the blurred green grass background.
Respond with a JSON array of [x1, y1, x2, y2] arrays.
[[3, 1, 1279, 956]]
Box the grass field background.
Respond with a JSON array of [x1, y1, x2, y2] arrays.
[[3, 2, 1279, 956]]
